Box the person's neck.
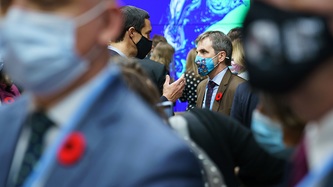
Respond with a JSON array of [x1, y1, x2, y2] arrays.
[[208, 63, 227, 80], [33, 49, 110, 110], [110, 42, 135, 58]]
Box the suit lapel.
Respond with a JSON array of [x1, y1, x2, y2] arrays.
[[212, 69, 232, 112], [44, 68, 131, 186], [0, 95, 30, 186], [196, 79, 208, 108]]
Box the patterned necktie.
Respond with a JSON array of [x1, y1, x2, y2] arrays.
[[289, 138, 308, 187], [205, 81, 217, 110], [14, 111, 54, 187]]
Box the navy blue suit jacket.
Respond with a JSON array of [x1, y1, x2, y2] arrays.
[[0, 65, 203, 187], [230, 82, 259, 128]]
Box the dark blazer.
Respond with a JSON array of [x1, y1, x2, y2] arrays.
[[196, 68, 245, 116], [230, 82, 259, 128], [0, 66, 203, 187], [184, 108, 286, 187], [109, 49, 167, 95]]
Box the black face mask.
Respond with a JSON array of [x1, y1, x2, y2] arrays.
[[131, 34, 152, 59]]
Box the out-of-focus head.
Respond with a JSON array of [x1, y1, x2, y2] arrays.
[[152, 34, 167, 49], [111, 56, 164, 118], [227, 27, 243, 42], [150, 42, 175, 71], [1, 0, 14, 16], [185, 48, 198, 73], [2, 0, 123, 97], [11, 0, 123, 52], [230, 38, 245, 74], [244, 1, 333, 121]]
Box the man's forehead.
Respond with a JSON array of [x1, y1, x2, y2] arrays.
[[197, 37, 213, 49]]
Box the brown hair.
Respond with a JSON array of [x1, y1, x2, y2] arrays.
[[185, 48, 197, 73], [152, 35, 167, 48], [227, 27, 243, 42], [1, 0, 13, 15], [111, 56, 166, 118], [150, 42, 175, 71]]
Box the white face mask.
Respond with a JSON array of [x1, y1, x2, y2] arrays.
[[2, 2, 107, 96]]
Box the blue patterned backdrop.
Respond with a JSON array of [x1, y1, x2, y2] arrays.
[[121, 0, 250, 111]]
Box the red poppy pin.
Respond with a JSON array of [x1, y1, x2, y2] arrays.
[[215, 92, 223, 101], [3, 97, 15, 104], [58, 132, 86, 166]]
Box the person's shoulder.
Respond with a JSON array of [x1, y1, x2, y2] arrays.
[[231, 73, 246, 83], [140, 58, 166, 69], [197, 78, 208, 87]]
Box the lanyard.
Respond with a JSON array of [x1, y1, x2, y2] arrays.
[[24, 65, 120, 187]]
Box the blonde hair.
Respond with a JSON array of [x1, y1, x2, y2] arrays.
[[185, 48, 198, 73], [231, 39, 246, 73], [150, 42, 175, 71]]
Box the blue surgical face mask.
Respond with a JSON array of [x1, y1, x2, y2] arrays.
[[195, 53, 228, 76], [251, 109, 293, 159], [2, 2, 107, 96]]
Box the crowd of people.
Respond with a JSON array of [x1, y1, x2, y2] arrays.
[[1, 0, 333, 186]]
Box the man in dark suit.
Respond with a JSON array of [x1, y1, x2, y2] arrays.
[[0, 0, 203, 186], [109, 6, 184, 102], [195, 31, 245, 116]]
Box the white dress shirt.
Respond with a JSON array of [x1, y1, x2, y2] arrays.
[[305, 108, 333, 172]]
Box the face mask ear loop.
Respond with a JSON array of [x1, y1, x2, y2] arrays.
[[74, 0, 107, 27], [213, 52, 230, 68]]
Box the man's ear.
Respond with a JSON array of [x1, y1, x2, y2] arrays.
[[127, 27, 136, 38], [98, 3, 123, 45], [218, 51, 227, 62]]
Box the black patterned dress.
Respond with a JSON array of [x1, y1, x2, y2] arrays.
[[180, 71, 205, 111]]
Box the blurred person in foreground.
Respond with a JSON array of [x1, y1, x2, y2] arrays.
[[251, 92, 305, 160], [0, 0, 21, 105], [0, 61, 21, 105], [244, 1, 333, 187], [0, 0, 203, 186]]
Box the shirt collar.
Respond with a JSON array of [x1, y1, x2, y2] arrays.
[[209, 67, 228, 86], [305, 108, 333, 171], [27, 62, 111, 127], [108, 45, 127, 57]]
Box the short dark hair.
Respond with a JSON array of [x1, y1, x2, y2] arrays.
[[196, 31, 233, 66], [115, 6, 150, 42]]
